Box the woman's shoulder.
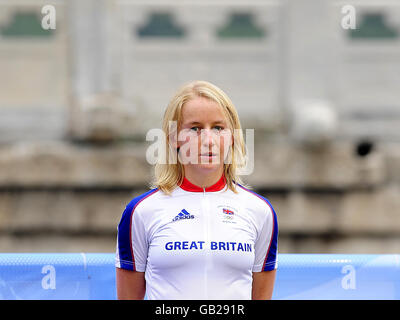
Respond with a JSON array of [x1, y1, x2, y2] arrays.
[[235, 183, 276, 216], [124, 187, 161, 214]]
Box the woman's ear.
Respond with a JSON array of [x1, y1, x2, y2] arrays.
[[227, 128, 234, 147], [168, 132, 178, 149], [167, 120, 179, 149]]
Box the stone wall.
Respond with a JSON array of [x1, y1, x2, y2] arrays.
[[0, 138, 399, 253], [0, 0, 400, 254]]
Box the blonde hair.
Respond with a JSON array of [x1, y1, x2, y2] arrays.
[[151, 80, 250, 195]]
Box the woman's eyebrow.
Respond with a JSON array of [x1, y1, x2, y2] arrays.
[[185, 121, 201, 126], [212, 120, 227, 125], [185, 120, 226, 126]]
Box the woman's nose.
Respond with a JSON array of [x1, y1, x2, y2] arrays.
[[200, 128, 215, 145]]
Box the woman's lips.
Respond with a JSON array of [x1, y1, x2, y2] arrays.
[[199, 153, 219, 163]]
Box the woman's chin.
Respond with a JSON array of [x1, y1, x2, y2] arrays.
[[197, 163, 220, 171], [188, 159, 222, 171]]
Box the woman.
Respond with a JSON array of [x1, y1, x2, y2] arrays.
[[115, 80, 278, 300]]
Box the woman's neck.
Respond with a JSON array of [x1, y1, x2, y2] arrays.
[[183, 168, 224, 188]]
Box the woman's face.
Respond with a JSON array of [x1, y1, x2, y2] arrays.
[[177, 96, 233, 173]]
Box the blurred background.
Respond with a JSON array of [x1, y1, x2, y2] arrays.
[[0, 0, 399, 254]]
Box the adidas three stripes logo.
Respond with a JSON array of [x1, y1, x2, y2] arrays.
[[172, 209, 195, 222]]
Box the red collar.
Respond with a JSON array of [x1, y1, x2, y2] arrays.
[[179, 174, 226, 192]]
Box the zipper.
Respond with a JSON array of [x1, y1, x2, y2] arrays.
[[202, 187, 211, 298]]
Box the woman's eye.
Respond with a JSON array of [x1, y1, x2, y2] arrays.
[[189, 126, 224, 133]]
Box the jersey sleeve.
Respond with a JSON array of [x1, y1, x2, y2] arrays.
[[252, 200, 278, 272], [115, 199, 148, 272]]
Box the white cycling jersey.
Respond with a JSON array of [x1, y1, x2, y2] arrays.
[[115, 174, 278, 300]]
